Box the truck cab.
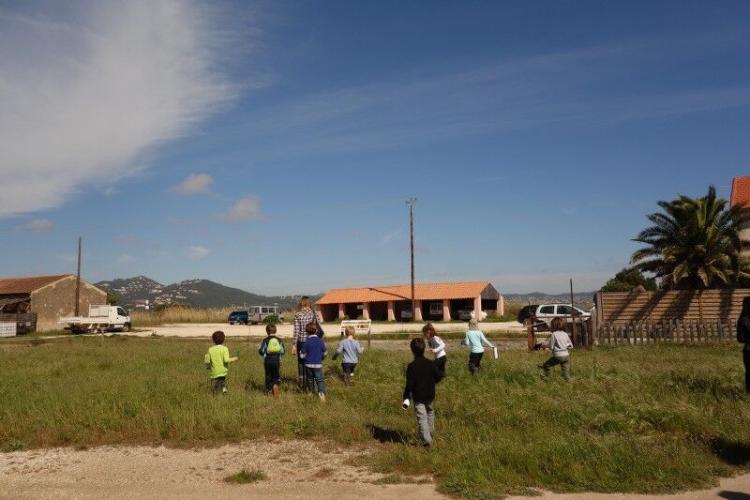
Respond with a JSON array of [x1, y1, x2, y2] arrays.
[[60, 305, 131, 333]]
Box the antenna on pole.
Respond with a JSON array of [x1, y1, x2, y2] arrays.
[[75, 236, 82, 316], [406, 197, 417, 320]]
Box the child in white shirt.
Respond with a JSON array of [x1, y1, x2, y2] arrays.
[[422, 323, 447, 381]]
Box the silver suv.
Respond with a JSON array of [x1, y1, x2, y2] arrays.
[[518, 304, 590, 330]]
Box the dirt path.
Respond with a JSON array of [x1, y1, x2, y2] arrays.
[[2, 442, 748, 499], [507, 475, 750, 499], [0, 441, 441, 500], [129, 320, 526, 339]]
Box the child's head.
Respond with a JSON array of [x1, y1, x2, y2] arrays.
[[305, 322, 320, 337], [410, 337, 426, 357], [345, 326, 355, 337], [212, 330, 225, 345], [468, 319, 479, 330], [550, 317, 565, 332], [422, 323, 436, 338], [266, 324, 277, 336]]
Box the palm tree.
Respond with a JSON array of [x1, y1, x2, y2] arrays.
[[631, 185, 750, 290]]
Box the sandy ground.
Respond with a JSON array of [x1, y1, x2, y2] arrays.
[[132, 321, 526, 339], [506, 476, 750, 500], [2, 442, 749, 500], [0, 441, 441, 500]]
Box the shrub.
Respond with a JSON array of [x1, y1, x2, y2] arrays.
[[224, 469, 267, 484], [262, 314, 280, 325]]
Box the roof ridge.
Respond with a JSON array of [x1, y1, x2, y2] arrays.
[[326, 280, 489, 291], [0, 273, 73, 280]]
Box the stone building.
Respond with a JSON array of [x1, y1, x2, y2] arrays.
[[0, 274, 106, 331], [731, 176, 750, 252]]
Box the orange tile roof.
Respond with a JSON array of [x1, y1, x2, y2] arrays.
[[0, 274, 72, 295], [316, 281, 494, 305], [731, 176, 750, 208]]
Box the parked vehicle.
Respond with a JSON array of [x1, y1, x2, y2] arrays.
[[248, 305, 280, 325], [228, 310, 249, 325], [428, 302, 443, 318], [455, 309, 488, 321], [60, 305, 131, 333], [517, 304, 590, 330]]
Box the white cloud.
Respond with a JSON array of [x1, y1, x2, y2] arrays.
[[188, 245, 210, 260], [0, 1, 246, 217], [116, 254, 135, 265], [380, 229, 401, 244], [225, 196, 262, 222], [172, 173, 213, 195], [22, 219, 54, 231]]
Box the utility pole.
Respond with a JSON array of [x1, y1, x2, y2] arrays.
[[406, 197, 417, 320], [75, 236, 82, 316], [569, 277, 576, 346]]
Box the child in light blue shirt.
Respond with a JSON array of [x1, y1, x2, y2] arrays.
[[462, 319, 495, 375], [333, 326, 364, 385]]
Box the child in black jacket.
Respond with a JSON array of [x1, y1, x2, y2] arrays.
[[402, 338, 442, 447]]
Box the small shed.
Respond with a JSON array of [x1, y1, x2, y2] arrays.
[[0, 274, 106, 332]]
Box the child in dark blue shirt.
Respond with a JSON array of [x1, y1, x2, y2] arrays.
[[301, 322, 327, 401]]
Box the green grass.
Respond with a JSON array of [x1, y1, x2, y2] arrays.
[[1, 336, 749, 498], [224, 468, 267, 484]]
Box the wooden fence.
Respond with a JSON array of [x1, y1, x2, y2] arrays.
[[595, 289, 750, 324], [594, 319, 737, 346], [0, 313, 37, 334]]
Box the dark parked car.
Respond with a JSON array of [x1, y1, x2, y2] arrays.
[[228, 310, 249, 325]]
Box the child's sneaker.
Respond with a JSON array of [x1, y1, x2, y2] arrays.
[[318, 393, 326, 402], [222, 387, 228, 395]]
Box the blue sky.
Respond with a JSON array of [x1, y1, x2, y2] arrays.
[[1, 0, 749, 294]]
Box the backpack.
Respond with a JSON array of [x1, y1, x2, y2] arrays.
[[267, 337, 282, 354]]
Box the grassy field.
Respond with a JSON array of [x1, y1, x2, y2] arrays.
[[1, 337, 749, 498]]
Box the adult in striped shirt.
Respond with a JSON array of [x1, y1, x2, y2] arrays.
[[292, 296, 317, 389]]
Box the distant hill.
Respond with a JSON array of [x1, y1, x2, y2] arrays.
[[504, 292, 595, 310], [96, 277, 594, 311], [96, 276, 315, 310]]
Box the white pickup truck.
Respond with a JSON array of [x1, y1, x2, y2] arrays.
[[60, 305, 132, 334]]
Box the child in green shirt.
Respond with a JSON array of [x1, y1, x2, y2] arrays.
[[204, 330, 238, 394]]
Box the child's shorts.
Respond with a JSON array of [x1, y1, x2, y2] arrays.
[[342, 362, 357, 375]]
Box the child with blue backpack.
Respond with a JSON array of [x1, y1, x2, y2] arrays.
[[258, 324, 285, 397]]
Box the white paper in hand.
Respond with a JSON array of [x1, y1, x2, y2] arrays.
[[492, 346, 498, 360]]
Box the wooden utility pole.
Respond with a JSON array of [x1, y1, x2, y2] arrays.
[[407, 197, 417, 319], [75, 236, 82, 316], [569, 278, 576, 346]]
